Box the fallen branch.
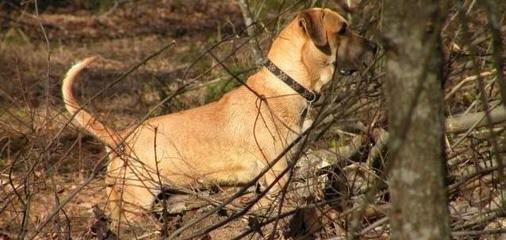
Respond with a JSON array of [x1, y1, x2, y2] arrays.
[[446, 105, 506, 133], [297, 134, 364, 171], [452, 229, 506, 238], [301, 105, 506, 172]]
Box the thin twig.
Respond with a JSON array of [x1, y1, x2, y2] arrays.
[[237, 0, 264, 66]]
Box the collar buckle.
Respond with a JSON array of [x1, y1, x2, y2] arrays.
[[305, 91, 319, 103]]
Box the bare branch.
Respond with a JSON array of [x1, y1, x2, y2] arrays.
[[446, 105, 506, 133]]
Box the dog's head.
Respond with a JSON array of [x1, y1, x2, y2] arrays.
[[268, 8, 377, 91]]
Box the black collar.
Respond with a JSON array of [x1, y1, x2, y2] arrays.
[[264, 59, 320, 102]]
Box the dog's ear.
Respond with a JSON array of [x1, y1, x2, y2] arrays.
[[298, 10, 331, 55]]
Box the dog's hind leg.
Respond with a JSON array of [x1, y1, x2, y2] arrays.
[[105, 157, 159, 228]]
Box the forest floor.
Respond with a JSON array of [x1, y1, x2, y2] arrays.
[[1, 0, 506, 239]]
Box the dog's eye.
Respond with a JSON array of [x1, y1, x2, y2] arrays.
[[337, 23, 347, 35]]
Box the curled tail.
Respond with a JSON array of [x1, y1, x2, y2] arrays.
[[62, 57, 120, 146]]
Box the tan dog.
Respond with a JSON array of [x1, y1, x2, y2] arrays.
[[62, 8, 376, 224]]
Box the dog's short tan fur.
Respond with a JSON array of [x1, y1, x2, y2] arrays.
[[62, 8, 376, 223]]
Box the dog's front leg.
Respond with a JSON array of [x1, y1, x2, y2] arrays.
[[254, 158, 290, 214]]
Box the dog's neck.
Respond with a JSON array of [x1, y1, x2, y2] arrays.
[[264, 59, 319, 102], [264, 50, 316, 95], [259, 31, 335, 98], [246, 56, 319, 129], [253, 61, 315, 103], [257, 50, 317, 99]]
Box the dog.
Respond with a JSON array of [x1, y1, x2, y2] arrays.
[[62, 7, 377, 225]]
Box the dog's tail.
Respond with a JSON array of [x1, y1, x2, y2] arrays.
[[62, 57, 120, 146]]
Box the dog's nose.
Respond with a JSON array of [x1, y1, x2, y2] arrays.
[[366, 40, 378, 54]]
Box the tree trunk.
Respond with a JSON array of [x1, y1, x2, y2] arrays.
[[383, 1, 450, 239]]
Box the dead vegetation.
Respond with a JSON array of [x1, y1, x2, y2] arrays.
[[1, 0, 506, 239]]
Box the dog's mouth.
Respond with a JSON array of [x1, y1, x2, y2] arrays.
[[334, 60, 359, 76], [333, 62, 357, 76], [337, 60, 373, 76], [338, 68, 357, 76]]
